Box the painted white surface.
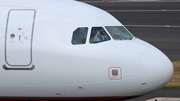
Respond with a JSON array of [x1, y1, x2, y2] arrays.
[[0, 0, 173, 98], [5, 10, 35, 66], [146, 97, 180, 101]]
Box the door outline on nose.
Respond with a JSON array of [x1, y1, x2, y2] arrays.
[[3, 9, 36, 70]]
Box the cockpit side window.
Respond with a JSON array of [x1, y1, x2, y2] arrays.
[[89, 27, 110, 44], [105, 26, 133, 40], [72, 27, 88, 45]]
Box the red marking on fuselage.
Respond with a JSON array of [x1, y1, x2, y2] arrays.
[[0, 96, 139, 101]]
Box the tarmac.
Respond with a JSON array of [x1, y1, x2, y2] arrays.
[[77, 0, 180, 2]]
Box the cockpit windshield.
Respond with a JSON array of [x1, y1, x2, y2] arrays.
[[105, 26, 133, 40]]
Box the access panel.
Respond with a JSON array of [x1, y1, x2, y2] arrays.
[[4, 9, 36, 70]]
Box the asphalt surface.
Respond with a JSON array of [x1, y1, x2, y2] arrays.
[[78, 1, 180, 61], [77, 1, 180, 101], [124, 89, 180, 101]]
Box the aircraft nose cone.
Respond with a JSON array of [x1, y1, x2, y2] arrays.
[[139, 47, 174, 94]]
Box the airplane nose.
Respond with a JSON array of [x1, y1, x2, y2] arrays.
[[139, 47, 174, 94]]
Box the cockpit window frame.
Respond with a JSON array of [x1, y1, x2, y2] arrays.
[[105, 26, 134, 40], [89, 27, 111, 44], [71, 27, 88, 45]]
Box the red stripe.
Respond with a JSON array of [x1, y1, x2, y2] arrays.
[[0, 96, 138, 101]]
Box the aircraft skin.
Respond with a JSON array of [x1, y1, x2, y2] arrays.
[[0, 0, 174, 101]]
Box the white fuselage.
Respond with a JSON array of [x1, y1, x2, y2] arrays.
[[0, 0, 173, 100]]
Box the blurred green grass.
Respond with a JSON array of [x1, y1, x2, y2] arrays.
[[164, 61, 180, 89]]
